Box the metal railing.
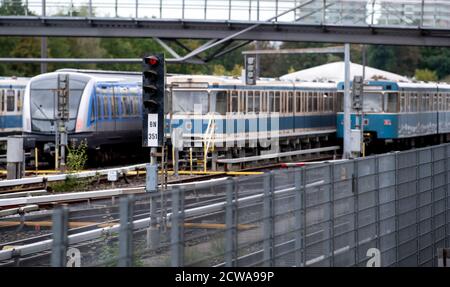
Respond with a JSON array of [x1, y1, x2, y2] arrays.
[[1, 0, 450, 29], [1, 142, 450, 267]]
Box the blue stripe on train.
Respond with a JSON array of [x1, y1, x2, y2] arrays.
[[169, 114, 336, 134], [0, 115, 22, 129]]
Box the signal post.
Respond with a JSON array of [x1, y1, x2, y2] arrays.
[[142, 54, 166, 250]]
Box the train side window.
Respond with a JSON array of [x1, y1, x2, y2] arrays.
[[294, 92, 299, 113], [400, 92, 406, 113], [239, 91, 246, 113], [447, 94, 450, 110], [261, 92, 267, 113], [268, 91, 274, 112], [274, 92, 280, 113], [318, 92, 323, 112], [247, 91, 254, 112], [6, 89, 15, 112], [90, 96, 95, 123], [111, 95, 116, 118], [17, 90, 22, 112], [288, 92, 293, 113], [103, 96, 108, 119], [0, 90, 4, 111], [385, 93, 397, 113], [254, 91, 260, 113], [230, 91, 238, 113]]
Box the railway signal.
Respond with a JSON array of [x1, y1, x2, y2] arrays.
[[352, 75, 363, 110], [142, 54, 165, 147], [245, 54, 256, 85]]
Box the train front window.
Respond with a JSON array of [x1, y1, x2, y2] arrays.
[[363, 93, 383, 113], [30, 74, 88, 133], [172, 90, 208, 114]]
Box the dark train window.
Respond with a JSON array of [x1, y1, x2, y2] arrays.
[[90, 96, 95, 123], [268, 91, 274, 112], [385, 93, 397, 113], [17, 90, 22, 112], [6, 89, 15, 112], [295, 92, 300, 113], [0, 90, 4, 111], [274, 92, 280, 112], [247, 91, 254, 112], [261, 92, 267, 113], [239, 91, 246, 113], [311, 92, 317, 112], [288, 92, 293, 113], [103, 96, 108, 119], [230, 91, 238, 113], [97, 94, 102, 119], [254, 91, 260, 113], [214, 91, 227, 115]]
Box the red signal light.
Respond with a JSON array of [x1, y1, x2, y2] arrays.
[[145, 56, 159, 66]]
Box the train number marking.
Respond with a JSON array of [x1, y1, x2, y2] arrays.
[[66, 247, 81, 267]]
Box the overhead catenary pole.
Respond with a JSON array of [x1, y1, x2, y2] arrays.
[[343, 43, 351, 159]]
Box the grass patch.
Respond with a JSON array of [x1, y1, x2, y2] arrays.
[[48, 175, 88, 193]]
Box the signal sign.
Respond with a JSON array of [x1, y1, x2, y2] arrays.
[[142, 53, 165, 147]]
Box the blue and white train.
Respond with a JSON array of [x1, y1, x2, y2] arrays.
[[168, 75, 338, 152], [0, 77, 29, 135], [22, 69, 142, 163], [336, 80, 450, 148], [22, 70, 339, 164]]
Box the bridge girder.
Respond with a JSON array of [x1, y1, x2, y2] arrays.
[[0, 17, 450, 47]]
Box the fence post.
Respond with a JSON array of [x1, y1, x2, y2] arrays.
[[394, 152, 400, 266], [51, 205, 69, 267], [329, 164, 335, 266], [415, 149, 421, 265], [118, 195, 134, 267], [375, 155, 381, 258], [431, 147, 436, 266], [171, 187, 185, 266], [263, 172, 274, 266], [445, 144, 450, 251], [353, 160, 359, 266], [147, 194, 160, 250], [294, 169, 304, 266], [225, 179, 236, 266]]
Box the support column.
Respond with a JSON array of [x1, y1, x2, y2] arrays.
[[41, 0, 47, 74], [343, 43, 351, 159]]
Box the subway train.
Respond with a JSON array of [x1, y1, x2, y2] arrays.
[[22, 70, 339, 167], [167, 75, 339, 167], [22, 69, 143, 164], [336, 80, 450, 150], [0, 77, 29, 135]]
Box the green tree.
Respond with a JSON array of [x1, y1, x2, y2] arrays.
[[414, 69, 438, 81]]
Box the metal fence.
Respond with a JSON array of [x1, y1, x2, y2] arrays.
[[1, 143, 449, 267], [2, 0, 450, 29]]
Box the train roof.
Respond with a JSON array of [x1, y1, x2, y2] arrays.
[[0, 76, 30, 87], [36, 70, 141, 83], [167, 74, 337, 89], [281, 61, 411, 82], [396, 81, 438, 91], [437, 82, 450, 92]]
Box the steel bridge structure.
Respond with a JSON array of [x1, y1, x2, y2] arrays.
[[0, 0, 450, 47]]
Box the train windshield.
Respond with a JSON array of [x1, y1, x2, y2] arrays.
[[30, 74, 89, 133], [172, 90, 209, 114], [363, 93, 383, 113]]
